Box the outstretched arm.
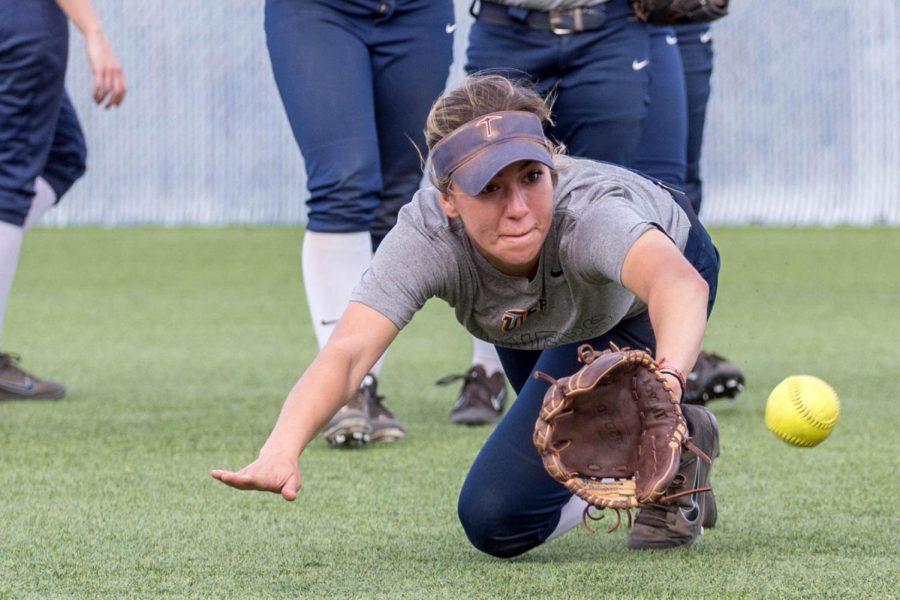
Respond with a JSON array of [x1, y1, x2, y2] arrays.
[[621, 228, 709, 395], [54, 0, 127, 108], [210, 302, 400, 500]]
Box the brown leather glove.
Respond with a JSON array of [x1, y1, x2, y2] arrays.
[[533, 343, 709, 532], [632, 0, 729, 25]]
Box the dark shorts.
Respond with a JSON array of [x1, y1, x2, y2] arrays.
[[0, 0, 86, 226]]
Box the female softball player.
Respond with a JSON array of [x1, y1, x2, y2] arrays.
[[212, 74, 720, 555]]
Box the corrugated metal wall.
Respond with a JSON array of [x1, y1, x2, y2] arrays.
[[44, 0, 900, 227]]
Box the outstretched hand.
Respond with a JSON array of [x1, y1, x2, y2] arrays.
[[210, 454, 302, 501]]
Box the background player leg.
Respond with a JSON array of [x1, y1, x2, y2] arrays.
[[0, 4, 77, 401], [265, 1, 386, 446], [674, 23, 745, 405], [368, 1, 456, 433]]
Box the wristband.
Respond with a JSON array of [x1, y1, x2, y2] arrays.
[[658, 364, 687, 398]]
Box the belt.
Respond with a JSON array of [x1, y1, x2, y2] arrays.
[[473, 1, 633, 35]]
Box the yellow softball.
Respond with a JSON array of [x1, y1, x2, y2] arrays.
[[765, 375, 840, 447]]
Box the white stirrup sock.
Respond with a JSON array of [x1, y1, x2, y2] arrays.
[[546, 494, 591, 542], [301, 231, 373, 349], [471, 336, 504, 375], [0, 220, 25, 344], [24, 177, 57, 231]]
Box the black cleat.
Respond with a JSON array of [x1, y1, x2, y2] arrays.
[[684, 351, 745, 405], [438, 366, 508, 426]]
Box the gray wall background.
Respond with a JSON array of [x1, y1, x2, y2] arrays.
[[48, 0, 900, 227]]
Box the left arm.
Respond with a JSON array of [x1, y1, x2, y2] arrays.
[[620, 228, 709, 396], [54, 0, 127, 108]]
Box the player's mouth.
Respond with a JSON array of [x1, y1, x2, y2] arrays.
[[499, 227, 537, 240]]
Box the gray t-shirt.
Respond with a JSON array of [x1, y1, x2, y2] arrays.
[[350, 156, 691, 351]]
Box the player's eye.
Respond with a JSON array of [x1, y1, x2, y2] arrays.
[[478, 183, 501, 196], [525, 169, 543, 183]]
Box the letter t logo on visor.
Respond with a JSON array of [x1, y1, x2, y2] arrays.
[[430, 111, 554, 196], [476, 115, 503, 139]]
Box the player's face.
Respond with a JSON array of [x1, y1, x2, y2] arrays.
[[440, 160, 553, 278]]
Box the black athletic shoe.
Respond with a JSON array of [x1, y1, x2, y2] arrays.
[[626, 405, 719, 549], [322, 380, 372, 448], [684, 351, 745, 405], [0, 352, 65, 401], [361, 374, 405, 443], [437, 365, 508, 426]]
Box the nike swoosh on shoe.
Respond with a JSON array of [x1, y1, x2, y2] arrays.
[[0, 377, 38, 395]]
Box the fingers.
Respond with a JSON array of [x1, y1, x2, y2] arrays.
[[104, 68, 126, 108], [92, 67, 127, 108], [86, 34, 126, 108], [209, 468, 302, 501], [281, 472, 301, 502], [209, 469, 263, 491], [92, 75, 104, 105]]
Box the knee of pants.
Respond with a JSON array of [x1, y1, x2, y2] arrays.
[[304, 140, 382, 234], [457, 486, 546, 559], [42, 92, 88, 200], [42, 150, 86, 200]]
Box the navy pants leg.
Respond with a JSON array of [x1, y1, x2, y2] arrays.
[[41, 93, 88, 200], [458, 215, 719, 558], [633, 26, 687, 188], [0, 0, 85, 226], [466, 0, 650, 167], [264, 0, 452, 248], [675, 24, 714, 215]]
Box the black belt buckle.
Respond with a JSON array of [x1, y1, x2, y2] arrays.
[[548, 7, 606, 35]]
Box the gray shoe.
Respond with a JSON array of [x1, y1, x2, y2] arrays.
[[438, 365, 508, 426], [685, 350, 745, 405], [322, 380, 372, 447], [702, 490, 718, 529], [361, 374, 405, 443], [627, 405, 719, 549], [0, 353, 65, 401]]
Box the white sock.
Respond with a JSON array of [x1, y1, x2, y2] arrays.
[[301, 231, 389, 381], [0, 220, 25, 344], [546, 494, 590, 542], [23, 177, 57, 231], [301, 231, 372, 349], [471, 336, 503, 375]]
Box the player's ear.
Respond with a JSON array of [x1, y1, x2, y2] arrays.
[[438, 192, 459, 219]]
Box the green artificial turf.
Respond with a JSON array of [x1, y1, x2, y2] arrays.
[[1, 227, 897, 599]]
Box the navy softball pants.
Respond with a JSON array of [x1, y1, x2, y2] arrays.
[[675, 23, 715, 215], [264, 0, 452, 248], [0, 0, 87, 227], [458, 192, 719, 558], [466, 0, 650, 167], [633, 25, 688, 189]]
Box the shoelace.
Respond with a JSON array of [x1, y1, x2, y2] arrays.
[[436, 367, 490, 409], [0, 352, 22, 366], [368, 390, 392, 417], [579, 436, 712, 534], [583, 506, 633, 534], [362, 381, 393, 419], [435, 367, 479, 387], [0, 352, 28, 374]]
